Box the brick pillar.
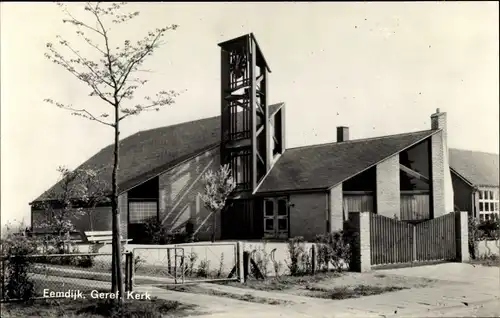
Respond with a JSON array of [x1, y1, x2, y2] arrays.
[[455, 211, 469, 262], [348, 212, 371, 272]]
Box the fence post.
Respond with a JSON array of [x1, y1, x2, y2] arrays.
[[237, 242, 244, 283], [124, 253, 129, 292], [455, 211, 469, 262], [125, 252, 133, 292], [348, 212, 371, 272], [167, 249, 172, 275], [412, 226, 417, 262], [243, 251, 250, 282], [311, 245, 316, 275]]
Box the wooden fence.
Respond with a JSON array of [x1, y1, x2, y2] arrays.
[[370, 213, 414, 265], [415, 213, 456, 261], [370, 212, 457, 266]]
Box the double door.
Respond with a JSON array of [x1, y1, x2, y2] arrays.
[[263, 197, 289, 239]]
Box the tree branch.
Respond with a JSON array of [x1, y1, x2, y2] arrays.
[[91, 4, 119, 91], [115, 29, 166, 93], [49, 102, 115, 127]]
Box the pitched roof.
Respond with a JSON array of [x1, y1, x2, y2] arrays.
[[33, 103, 285, 203], [449, 148, 499, 187], [256, 130, 438, 193], [33, 115, 221, 203]]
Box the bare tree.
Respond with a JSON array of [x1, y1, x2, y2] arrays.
[[200, 164, 236, 242], [44, 2, 182, 299]]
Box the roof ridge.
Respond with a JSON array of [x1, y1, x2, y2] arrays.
[[286, 129, 436, 151], [125, 114, 220, 137], [450, 148, 500, 156]]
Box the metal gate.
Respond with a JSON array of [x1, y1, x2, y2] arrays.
[[132, 242, 239, 285], [370, 212, 457, 267]]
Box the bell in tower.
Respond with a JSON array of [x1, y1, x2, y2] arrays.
[[218, 33, 271, 194]]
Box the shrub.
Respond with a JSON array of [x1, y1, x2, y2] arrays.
[[477, 215, 499, 240], [183, 252, 198, 277], [1, 232, 38, 300], [285, 237, 311, 276], [216, 253, 225, 278], [196, 260, 210, 278], [468, 216, 480, 259], [143, 217, 171, 245], [143, 217, 198, 245], [134, 255, 146, 273], [251, 244, 271, 278], [315, 229, 355, 272]]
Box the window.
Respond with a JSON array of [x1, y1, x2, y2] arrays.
[[129, 202, 157, 224], [478, 188, 499, 221], [265, 200, 274, 216]]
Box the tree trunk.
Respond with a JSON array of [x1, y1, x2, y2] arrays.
[[111, 104, 124, 302]]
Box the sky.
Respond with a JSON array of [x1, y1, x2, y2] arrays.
[[1, 2, 499, 227]]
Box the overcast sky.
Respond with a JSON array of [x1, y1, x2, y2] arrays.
[[1, 2, 498, 226]]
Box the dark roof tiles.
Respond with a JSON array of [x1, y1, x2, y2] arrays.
[[449, 148, 499, 187], [256, 130, 438, 193]]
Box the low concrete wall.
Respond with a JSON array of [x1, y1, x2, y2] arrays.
[[477, 240, 500, 257], [35, 240, 351, 279], [129, 241, 317, 277], [130, 242, 238, 276]]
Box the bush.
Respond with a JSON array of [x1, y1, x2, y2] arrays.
[[143, 217, 171, 245], [468, 216, 480, 259], [183, 252, 198, 277], [468, 215, 499, 259], [315, 229, 356, 272], [143, 217, 198, 245], [196, 260, 210, 278], [1, 232, 38, 300], [477, 215, 499, 240], [285, 237, 311, 276], [251, 244, 271, 278]]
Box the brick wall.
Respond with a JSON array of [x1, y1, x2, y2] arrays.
[[289, 192, 328, 241], [329, 184, 343, 232], [158, 147, 220, 241], [376, 154, 400, 218], [431, 131, 446, 217], [348, 211, 371, 272]]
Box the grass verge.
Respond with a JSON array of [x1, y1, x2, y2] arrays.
[[0, 297, 197, 318], [305, 284, 407, 300], [162, 284, 292, 306], [217, 271, 343, 291]]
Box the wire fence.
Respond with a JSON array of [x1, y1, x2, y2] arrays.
[[1, 252, 133, 302], [133, 243, 239, 285]]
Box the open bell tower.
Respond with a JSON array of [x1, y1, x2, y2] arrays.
[[218, 34, 271, 194]]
